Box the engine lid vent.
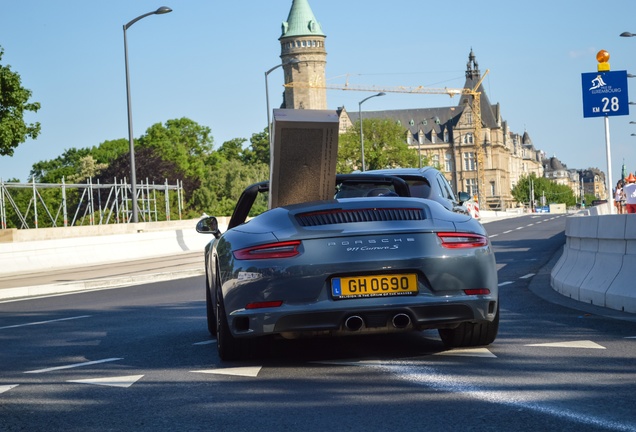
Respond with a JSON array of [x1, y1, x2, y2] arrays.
[[296, 208, 425, 227]]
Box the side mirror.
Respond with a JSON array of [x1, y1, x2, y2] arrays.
[[458, 192, 471, 204], [196, 216, 222, 239]]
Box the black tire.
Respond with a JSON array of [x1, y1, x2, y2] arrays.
[[438, 304, 499, 348], [205, 277, 217, 336], [215, 289, 258, 361]]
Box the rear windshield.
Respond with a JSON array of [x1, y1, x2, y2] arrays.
[[335, 182, 398, 198], [404, 179, 431, 199]]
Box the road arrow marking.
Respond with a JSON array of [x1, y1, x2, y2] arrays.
[[0, 384, 19, 394], [525, 340, 606, 349], [25, 358, 123, 374], [193, 340, 217, 345], [67, 375, 144, 388], [191, 366, 262, 377], [434, 348, 497, 358]]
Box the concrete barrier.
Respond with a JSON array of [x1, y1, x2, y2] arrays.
[[0, 217, 229, 276], [551, 213, 636, 314]]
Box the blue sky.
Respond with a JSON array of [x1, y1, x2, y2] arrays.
[[2, 0, 636, 187]]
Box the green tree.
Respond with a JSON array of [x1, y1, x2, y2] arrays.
[[30, 147, 91, 183], [243, 128, 270, 165], [511, 173, 576, 207], [0, 46, 41, 156], [138, 117, 214, 181], [337, 118, 418, 173], [194, 159, 269, 217], [90, 138, 129, 165], [217, 137, 247, 162]]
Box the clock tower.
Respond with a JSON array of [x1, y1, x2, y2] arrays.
[[279, 0, 327, 110]]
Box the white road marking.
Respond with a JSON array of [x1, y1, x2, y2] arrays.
[[503, 230, 512, 234], [434, 348, 497, 358], [498, 281, 513, 286], [191, 366, 262, 377], [377, 362, 635, 432], [516, 227, 524, 230], [525, 340, 606, 349], [520, 273, 535, 279], [67, 375, 144, 388], [193, 340, 217, 345], [0, 315, 91, 330], [24, 358, 123, 374], [0, 385, 19, 394], [489, 234, 499, 238]]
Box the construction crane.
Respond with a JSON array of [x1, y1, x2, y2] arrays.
[[284, 70, 490, 204]]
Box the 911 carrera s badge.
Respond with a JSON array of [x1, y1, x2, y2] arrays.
[[327, 237, 414, 252], [238, 272, 262, 281]]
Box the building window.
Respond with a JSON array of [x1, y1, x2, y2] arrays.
[[444, 152, 453, 172], [463, 133, 474, 144], [490, 181, 496, 196], [431, 133, 436, 144], [465, 178, 478, 196], [432, 154, 440, 168], [465, 112, 472, 124], [443, 130, 449, 142], [463, 152, 476, 171]]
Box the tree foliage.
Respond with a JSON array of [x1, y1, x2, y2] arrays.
[[337, 118, 419, 173], [0, 46, 41, 156], [30, 147, 90, 183], [511, 173, 576, 207]]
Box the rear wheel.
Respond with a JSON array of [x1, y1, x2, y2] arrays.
[[438, 304, 499, 348], [215, 290, 259, 361], [205, 278, 216, 336]]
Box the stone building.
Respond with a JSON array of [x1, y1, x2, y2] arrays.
[[542, 156, 581, 199], [579, 168, 607, 201], [343, 51, 544, 210]]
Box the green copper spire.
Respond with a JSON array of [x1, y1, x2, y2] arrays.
[[280, 0, 325, 38]]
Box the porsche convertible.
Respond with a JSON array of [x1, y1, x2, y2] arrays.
[[196, 175, 498, 360]]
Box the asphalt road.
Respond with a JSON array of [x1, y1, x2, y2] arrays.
[[1, 214, 636, 432]]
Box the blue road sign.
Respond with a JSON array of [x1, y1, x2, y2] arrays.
[[581, 70, 629, 118]]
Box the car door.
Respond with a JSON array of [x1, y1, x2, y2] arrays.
[[436, 173, 469, 215]]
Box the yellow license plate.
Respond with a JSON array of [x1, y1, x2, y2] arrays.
[[332, 274, 418, 299]]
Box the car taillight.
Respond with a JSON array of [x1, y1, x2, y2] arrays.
[[233, 240, 301, 260], [245, 301, 284, 309], [464, 289, 491, 296], [437, 232, 488, 248]]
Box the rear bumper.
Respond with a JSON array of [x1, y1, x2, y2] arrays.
[[227, 298, 498, 338]]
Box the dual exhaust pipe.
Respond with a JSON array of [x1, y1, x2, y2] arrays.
[[344, 313, 411, 331]]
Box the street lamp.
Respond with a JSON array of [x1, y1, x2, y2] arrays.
[[358, 92, 386, 171], [265, 59, 300, 148], [123, 6, 172, 223]]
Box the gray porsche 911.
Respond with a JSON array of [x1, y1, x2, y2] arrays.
[[197, 176, 498, 360]]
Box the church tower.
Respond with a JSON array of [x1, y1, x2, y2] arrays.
[[279, 0, 327, 110]]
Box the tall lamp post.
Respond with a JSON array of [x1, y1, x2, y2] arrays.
[[358, 92, 385, 171], [123, 6, 172, 223], [265, 59, 300, 148]]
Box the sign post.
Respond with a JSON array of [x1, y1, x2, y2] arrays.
[[581, 50, 629, 213]]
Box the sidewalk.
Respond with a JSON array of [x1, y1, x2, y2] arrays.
[[0, 251, 205, 301]]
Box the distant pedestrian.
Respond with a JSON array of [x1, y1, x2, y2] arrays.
[[615, 179, 625, 214], [623, 173, 636, 214]]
